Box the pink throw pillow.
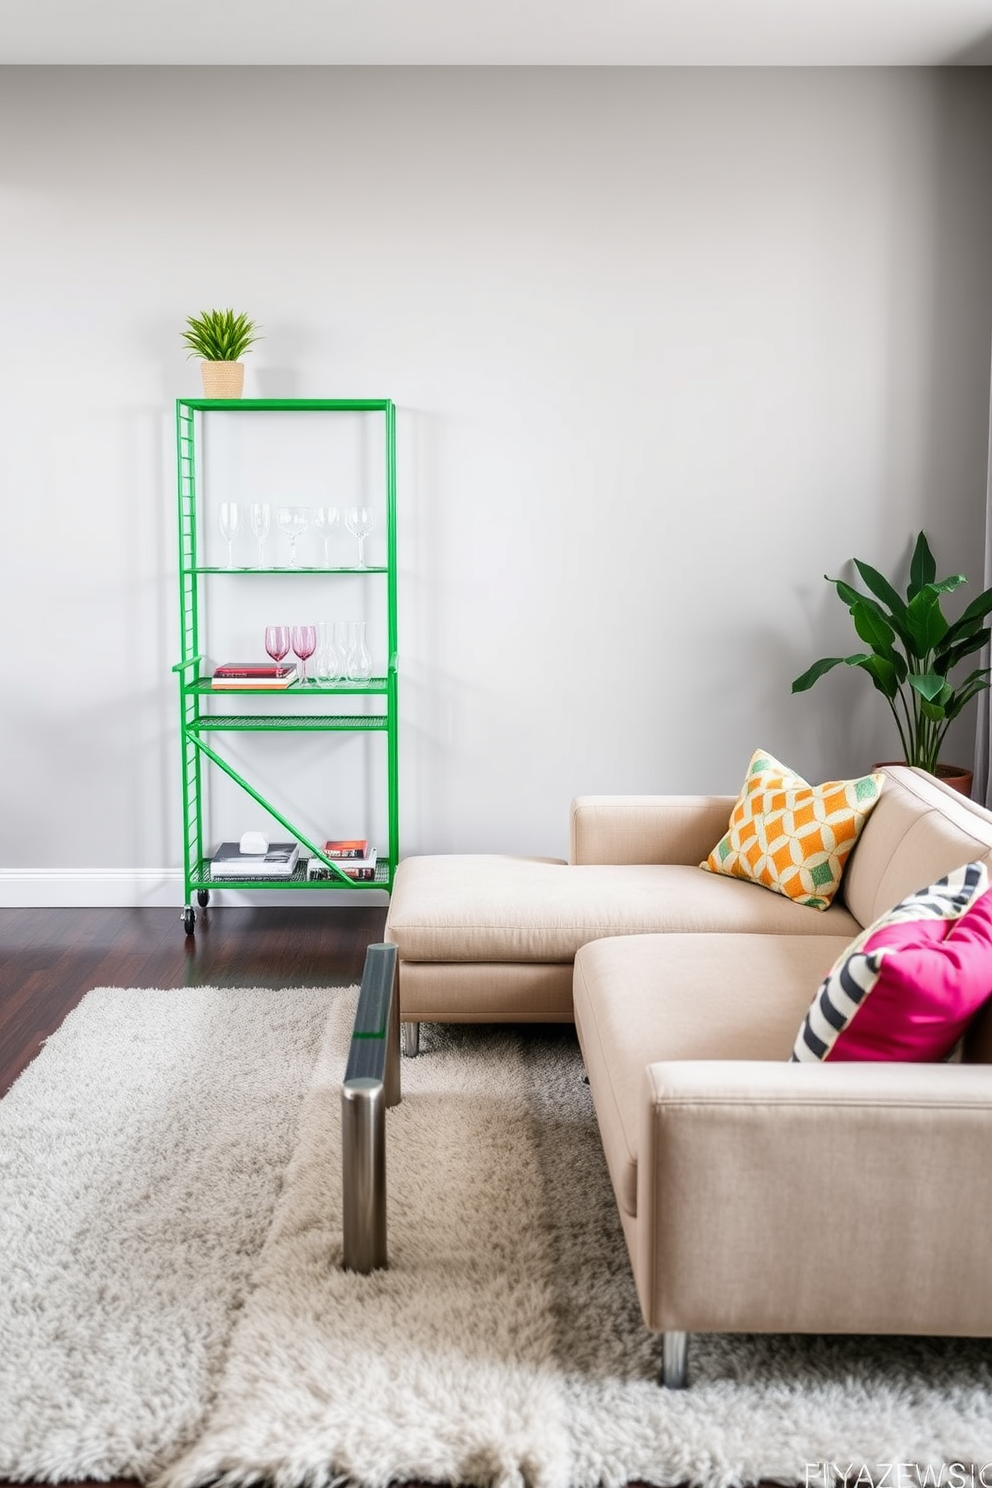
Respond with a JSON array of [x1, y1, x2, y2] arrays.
[[792, 863, 992, 1062]]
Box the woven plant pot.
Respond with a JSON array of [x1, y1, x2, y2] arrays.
[[200, 361, 245, 398]]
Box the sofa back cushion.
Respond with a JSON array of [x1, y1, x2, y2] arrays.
[[842, 766, 992, 929]]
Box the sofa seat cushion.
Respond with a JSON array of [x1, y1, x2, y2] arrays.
[[386, 855, 862, 964], [573, 932, 853, 1219]]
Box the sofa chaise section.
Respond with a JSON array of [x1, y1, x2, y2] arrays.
[[385, 794, 863, 1048]]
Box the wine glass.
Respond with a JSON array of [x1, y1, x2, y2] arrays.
[[218, 502, 240, 567], [291, 624, 317, 684], [311, 505, 339, 566], [275, 505, 310, 567], [250, 502, 271, 567], [264, 626, 291, 672], [345, 506, 375, 568]]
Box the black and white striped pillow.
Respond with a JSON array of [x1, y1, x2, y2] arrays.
[[791, 861, 989, 1063]]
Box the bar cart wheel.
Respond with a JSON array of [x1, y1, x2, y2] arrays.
[[182, 906, 196, 936], [197, 889, 210, 907]]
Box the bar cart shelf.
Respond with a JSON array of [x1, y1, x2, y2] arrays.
[[174, 397, 398, 934]]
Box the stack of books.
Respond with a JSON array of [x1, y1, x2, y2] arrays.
[[211, 661, 299, 690], [306, 839, 378, 882], [210, 841, 301, 879]]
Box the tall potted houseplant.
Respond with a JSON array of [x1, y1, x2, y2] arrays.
[[792, 532, 992, 795], [181, 308, 261, 398]]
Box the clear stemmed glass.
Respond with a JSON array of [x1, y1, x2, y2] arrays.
[[275, 505, 310, 568], [291, 624, 317, 685], [250, 502, 271, 567], [218, 502, 240, 567], [344, 506, 375, 568], [311, 506, 339, 566], [264, 625, 291, 668]]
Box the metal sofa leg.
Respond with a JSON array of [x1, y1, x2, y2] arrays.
[[401, 1020, 420, 1058], [660, 1330, 689, 1388]]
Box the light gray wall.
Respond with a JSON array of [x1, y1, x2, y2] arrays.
[[1, 66, 991, 904]]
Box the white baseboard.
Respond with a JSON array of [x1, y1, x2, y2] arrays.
[[0, 870, 390, 910]]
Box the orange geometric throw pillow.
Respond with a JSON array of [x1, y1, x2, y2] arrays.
[[701, 748, 885, 911]]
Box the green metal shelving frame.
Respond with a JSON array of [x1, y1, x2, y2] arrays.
[[173, 397, 398, 931]]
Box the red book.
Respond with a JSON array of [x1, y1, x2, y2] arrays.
[[211, 661, 298, 690], [322, 838, 372, 859], [307, 848, 378, 881], [212, 661, 296, 678]]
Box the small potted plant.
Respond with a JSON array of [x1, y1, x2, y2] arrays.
[[792, 532, 992, 795], [181, 308, 261, 398]]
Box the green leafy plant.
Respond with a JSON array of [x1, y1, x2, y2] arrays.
[[792, 532, 992, 773], [181, 308, 261, 362]]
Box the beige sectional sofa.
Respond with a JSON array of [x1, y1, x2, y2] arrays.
[[384, 765, 992, 1383], [386, 794, 864, 1042]]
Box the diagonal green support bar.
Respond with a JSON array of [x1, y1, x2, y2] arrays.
[[188, 734, 358, 884]]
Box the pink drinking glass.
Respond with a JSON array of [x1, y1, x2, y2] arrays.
[[264, 626, 291, 666], [291, 624, 317, 684]]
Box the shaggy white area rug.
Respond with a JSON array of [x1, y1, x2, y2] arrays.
[[0, 984, 339, 1481], [3, 986, 992, 1488], [157, 999, 992, 1488]]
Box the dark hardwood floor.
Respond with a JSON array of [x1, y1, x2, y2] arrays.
[[0, 902, 388, 1097]]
